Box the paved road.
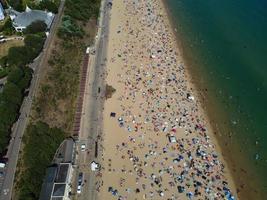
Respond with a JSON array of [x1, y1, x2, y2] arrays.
[[0, 1, 65, 199], [72, 1, 111, 200]]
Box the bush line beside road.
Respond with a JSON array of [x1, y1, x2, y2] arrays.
[[0, 67, 32, 154], [14, 0, 101, 199], [0, 23, 48, 156]]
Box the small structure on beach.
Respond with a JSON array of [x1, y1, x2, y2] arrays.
[[168, 135, 177, 143], [90, 161, 100, 171]]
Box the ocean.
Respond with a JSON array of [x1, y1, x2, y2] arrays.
[[165, 0, 267, 199]]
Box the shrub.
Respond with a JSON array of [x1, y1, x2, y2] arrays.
[[105, 84, 116, 99], [57, 15, 84, 38]]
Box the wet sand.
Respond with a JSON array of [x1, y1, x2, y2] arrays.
[[97, 0, 237, 199]]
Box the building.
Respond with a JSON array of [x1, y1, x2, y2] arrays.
[[7, 6, 54, 32], [39, 163, 73, 200], [39, 139, 75, 200], [0, 2, 4, 21]]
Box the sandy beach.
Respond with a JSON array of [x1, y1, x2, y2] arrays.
[[97, 0, 237, 199]]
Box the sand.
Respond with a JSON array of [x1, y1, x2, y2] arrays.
[[96, 0, 237, 199]]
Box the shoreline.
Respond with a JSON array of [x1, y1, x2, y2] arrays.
[[160, 0, 241, 195], [98, 0, 237, 199], [159, 0, 239, 196], [161, 1, 266, 199]]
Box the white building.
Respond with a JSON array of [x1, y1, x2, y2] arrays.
[[0, 2, 5, 21], [7, 6, 54, 32]]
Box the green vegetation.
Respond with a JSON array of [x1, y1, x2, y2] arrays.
[[7, 0, 60, 13], [0, 67, 8, 78], [0, 67, 32, 153], [65, 0, 100, 21], [0, 40, 24, 58], [7, 33, 46, 66], [0, 17, 15, 36], [0, 22, 46, 155], [38, 0, 60, 13], [14, 0, 101, 199], [57, 15, 84, 38], [58, 0, 100, 38], [8, 0, 25, 12], [34, 41, 82, 129], [16, 122, 65, 200], [24, 20, 47, 34]]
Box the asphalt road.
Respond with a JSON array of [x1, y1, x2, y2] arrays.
[[0, 1, 65, 199], [72, 1, 111, 200]]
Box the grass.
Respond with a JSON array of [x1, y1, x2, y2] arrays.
[[0, 39, 24, 58], [32, 19, 97, 132]]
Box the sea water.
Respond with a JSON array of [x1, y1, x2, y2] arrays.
[[165, 0, 267, 199]]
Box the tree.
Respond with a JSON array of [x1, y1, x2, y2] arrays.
[[18, 67, 33, 90], [7, 34, 46, 66], [38, 0, 60, 13], [7, 46, 28, 66], [7, 67, 24, 84], [24, 20, 47, 34], [1, 82, 22, 106], [8, 0, 25, 12], [17, 122, 65, 200], [0, 17, 15, 35]]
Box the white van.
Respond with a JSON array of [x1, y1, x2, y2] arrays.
[[0, 162, 6, 168]]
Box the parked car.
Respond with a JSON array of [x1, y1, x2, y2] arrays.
[[81, 144, 86, 152]]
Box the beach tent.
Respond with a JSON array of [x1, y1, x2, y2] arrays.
[[91, 161, 100, 171]]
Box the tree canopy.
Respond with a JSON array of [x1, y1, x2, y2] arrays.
[[17, 122, 65, 200], [0, 67, 32, 153], [24, 20, 47, 34], [7, 34, 45, 66]]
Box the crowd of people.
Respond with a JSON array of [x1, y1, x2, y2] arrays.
[[98, 0, 236, 199]]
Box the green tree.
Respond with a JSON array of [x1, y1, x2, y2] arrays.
[[7, 34, 46, 66], [7, 46, 28, 66], [24, 20, 47, 34], [1, 82, 22, 106], [9, 0, 25, 12], [7, 67, 24, 84], [18, 67, 32, 89], [17, 122, 65, 200], [38, 0, 60, 13], [0, 17, 15, 35]]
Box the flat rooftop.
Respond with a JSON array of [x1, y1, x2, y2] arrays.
[[52, 183, 66, 197], [55, 163, 69, 183]]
